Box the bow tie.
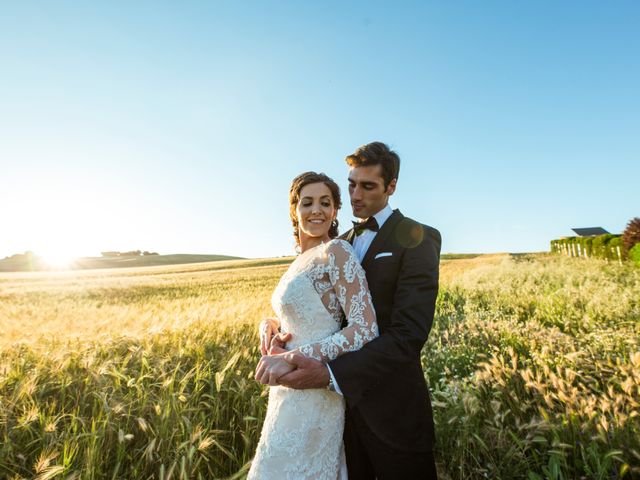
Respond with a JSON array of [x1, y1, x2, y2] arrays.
[[353, 217, 379, 236]]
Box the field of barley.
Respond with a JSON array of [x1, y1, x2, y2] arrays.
[[0, 253, 638, 479]]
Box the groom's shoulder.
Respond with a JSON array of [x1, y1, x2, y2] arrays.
[[394, 212, 441, 252]]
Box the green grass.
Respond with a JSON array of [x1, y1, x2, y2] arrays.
[[427, 254, 640, 479], [1, 254, 638, 479]]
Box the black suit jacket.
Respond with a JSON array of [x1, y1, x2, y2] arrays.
[[329, 209, 441, 452]]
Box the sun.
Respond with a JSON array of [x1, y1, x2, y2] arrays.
[[40, 249, 78, 269]]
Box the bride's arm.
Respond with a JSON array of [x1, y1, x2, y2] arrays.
[[293, 240, 378, 363], [255, 240, 377, 386]]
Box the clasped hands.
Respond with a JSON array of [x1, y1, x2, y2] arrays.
[[254, 330, 295, 386], [255, 318, 330, 389]]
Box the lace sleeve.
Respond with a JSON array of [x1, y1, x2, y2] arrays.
[[297, 240, 379, 362]]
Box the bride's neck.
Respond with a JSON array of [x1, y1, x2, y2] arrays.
[[299, 234, 330, 253]]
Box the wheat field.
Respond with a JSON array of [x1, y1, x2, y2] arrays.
[[0, 254, 638, 479]]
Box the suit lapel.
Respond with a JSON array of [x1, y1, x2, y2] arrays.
[[361, 209, 403, 269]]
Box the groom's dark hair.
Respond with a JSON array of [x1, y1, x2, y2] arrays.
[[345, 142, 400, 189]]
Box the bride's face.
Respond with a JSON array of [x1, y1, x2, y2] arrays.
[[296, 182, 336, 242]]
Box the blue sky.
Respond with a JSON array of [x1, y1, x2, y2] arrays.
[[1, 1, 638, 260]]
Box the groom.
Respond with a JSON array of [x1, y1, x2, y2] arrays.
[[276, 142, 441, 479]]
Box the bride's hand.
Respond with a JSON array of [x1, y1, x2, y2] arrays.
[[259, 318, 280, 355], [269, 332, 292, 354], [254, 354, 296, 386]]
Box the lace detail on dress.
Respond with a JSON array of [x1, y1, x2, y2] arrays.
[[248, 239, 378, 480], [296, 240, 379, 362]]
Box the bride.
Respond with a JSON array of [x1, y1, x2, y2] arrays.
[[248, 171, 379, 480]]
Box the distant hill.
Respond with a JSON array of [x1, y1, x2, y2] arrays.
[[0, 251, 502, 273], [0, 254, 244, 272], [440, 253, 481, 260]]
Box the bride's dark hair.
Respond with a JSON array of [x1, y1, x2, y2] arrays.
[[289, 172, 342, 247]]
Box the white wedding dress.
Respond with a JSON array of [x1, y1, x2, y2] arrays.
[[248, 239, 378, 480]]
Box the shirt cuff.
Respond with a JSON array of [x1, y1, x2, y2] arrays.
[[326, 364, 343, 396]]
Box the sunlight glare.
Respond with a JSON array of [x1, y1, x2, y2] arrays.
[[41, 249, 78, 269]]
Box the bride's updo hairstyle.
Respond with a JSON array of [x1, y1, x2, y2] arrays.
[[289, 172, 342, 247]]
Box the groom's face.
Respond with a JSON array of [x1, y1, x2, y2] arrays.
[[348, 165, 396, 219]]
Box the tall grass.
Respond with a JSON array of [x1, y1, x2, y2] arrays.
[[0, 259, 286, 479], [1, 254, 638, 479], [428, 254, 640, 479]]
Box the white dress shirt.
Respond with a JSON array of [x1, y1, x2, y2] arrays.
[[328, 203, 393, 395], [352, 204, 394, 262]]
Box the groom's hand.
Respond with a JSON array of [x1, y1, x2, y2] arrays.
[[277, 352, 330, 389]]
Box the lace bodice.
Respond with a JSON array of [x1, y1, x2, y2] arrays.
[[271, 239, 379, 362], [249, 239, 377, 480]]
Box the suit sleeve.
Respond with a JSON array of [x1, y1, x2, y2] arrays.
[[328, 227, 441, 408]]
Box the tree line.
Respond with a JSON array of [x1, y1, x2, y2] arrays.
[[550, 217, 640, 265], [101, 250, 159, 257]]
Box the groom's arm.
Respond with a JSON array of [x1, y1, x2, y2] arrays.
[[328, 226, 441, 408]]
